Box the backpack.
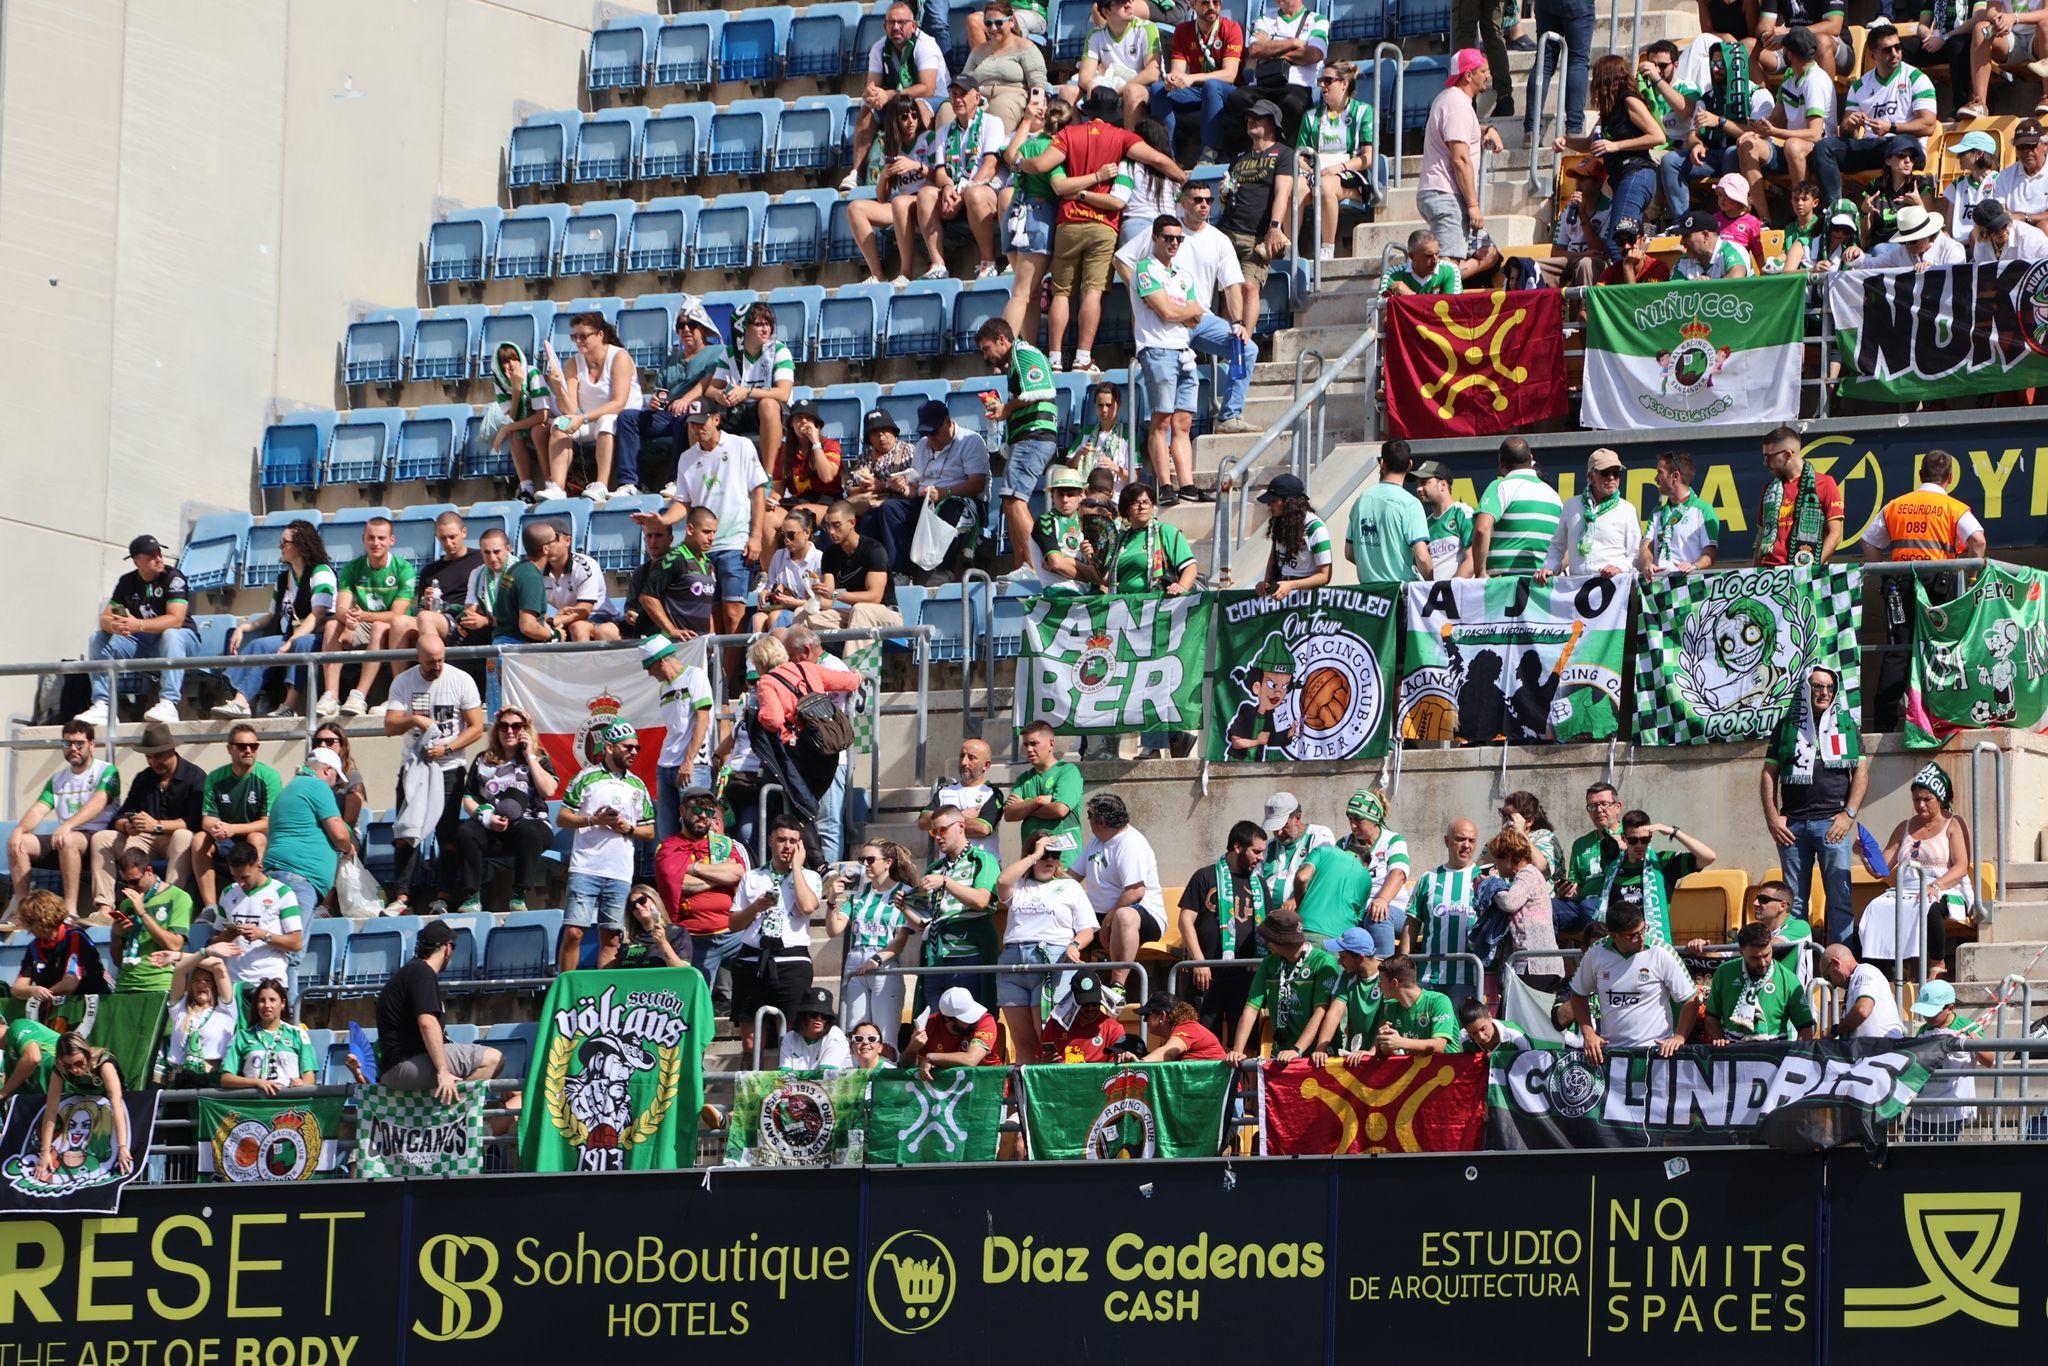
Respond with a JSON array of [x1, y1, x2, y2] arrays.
[[783, 665, 854, 757]]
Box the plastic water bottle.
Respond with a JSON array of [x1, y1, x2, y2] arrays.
[[1228, 338, 1250, 390]]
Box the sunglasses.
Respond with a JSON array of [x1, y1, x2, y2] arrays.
[[316, 734, 344, 746], [852, 1034, 884, 1045], [497, 720, 527, 730], [1755, 894, 1789, 906], [229, 741, 260, 752], [614, 741, 641, 750], [1317, 75, 1344, 84], [1155, 234, 1184, 245], [62, 738, 91, 748], [570, 331, 596, 341], [1186, 194, 1214, 203], [862, 854, 889, 864]]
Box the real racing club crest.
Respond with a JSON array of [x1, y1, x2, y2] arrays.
[[542, 986, 688, 1172], [1657, 320, 1733, 402], [207, 1104, 327, 1182], [576, 688, 626, 767], [1086, 1068, 1159, 1159], [1074, 631, 1119, 694]]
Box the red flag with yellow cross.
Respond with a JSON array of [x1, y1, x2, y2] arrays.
[[1258, 1055, 1485, 1154], [1382, 289, 1567, 440]]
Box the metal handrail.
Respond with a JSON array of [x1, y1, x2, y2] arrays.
[[1972, 740, 2007, 915], [1528, 32, 1570, 199], [960, 567, 999, 732], [855, 957, 1152, 1004]]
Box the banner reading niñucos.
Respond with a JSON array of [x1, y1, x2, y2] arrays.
[[1018, 593, 1212, 734], [1829, 259, 2048, 401]]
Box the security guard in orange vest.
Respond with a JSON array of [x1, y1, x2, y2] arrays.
[[1860, 450, 1988, 729]]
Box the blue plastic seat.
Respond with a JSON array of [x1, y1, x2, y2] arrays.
[[877, 379, 947, 435], [766, 284, 825, 361], [915, 582, 981, 665], [720, 7, 794, 82], [1392, 0, 1450, 40], [776, 95, 852, 172], [851, 3, 893, 70], [588, 14, 659, 91], [299, 919, 349, 998], [393, 407, 471, 483], [493, 205, 572, 281], [826, 185, 876, 264], [482, 1022, 540, 1081], [885, 279, 959, 358], [524, 497, 590, 550], [1400, 56, 1447, 131], [700, 289, 760, 344], [459, 503, 521, 547], [480, 909, 563, 984], [343, 308, 419, 386], [261, 411, 336, 491], [943, 0, 983, 70], [426, 207, 503, 286], [547, 297, 622, 364], [787, 3, 859, 76], [951, 277, 1012, 353], [1052, 371, 1092, 443], [558, 198, 633, 276], [640, 102, 711, 180], [587, 495, 664, 570], [706, 99, 782, 178], [410, 305, 488, 384], [652, 16, 724, 88], [991, 582, 1035, 658], [691, 191, 770, 271], [325, 409, 403, 486], [177, 512, 252, 593], [947, 378, 1001, 447], [391, 504, 458, 565], [810, 383, 876, 448], [507, 110, 581, 190], [1257, 262, 1304, 334], [762, 189, 833, 269], [341, 916, 420, 992], [625, 196, 700, 273], [1053, 0, 1095, 61], [480, 301, 557, 372], [817, 281, 890, 361], [574, 109, 648, 185], [438, 914, 491, 989], [1331, 0, 1388, 40], [1096, 286, 1134, 350], [243, 509, 317, 587], [618, 292, 682, 367]]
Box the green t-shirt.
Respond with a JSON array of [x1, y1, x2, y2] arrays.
[[222, 1021, 317, 1086], [4, 1018, 59, 1100], [1567, 830, 1621, 890], [1033, 510, 1085, 562], [1476, 470, 1564, 575], [1368, 988, 1461, 1051], [1012, 762, 1084, 867], [264, 771, 344, 898], [1380, 260, 1463, 296], [1109, 521, 1194, 593], [203, 762, 283, 826], [1424, 502, 1474, 578], [1005, 342, 1060, 443], [1601, 850, 1699, 948], [921, 847, 1002, 965], [1295, 844, 1371, 940], [336, 554, 417, 614], [1346, 482, 1430, 584], [114, 882, 194, 995], [1324, 970, 1384, 1052], [1704, 956, 1814, 1040], [1246, 946, 1341, 1047], [1016, 132, 1058, 202], [497, 560, 548, 634]]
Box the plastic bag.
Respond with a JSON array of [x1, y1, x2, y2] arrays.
[[910, 497, 962, 572], [475, 401, 511, 451], [333, 855, 383, 919]]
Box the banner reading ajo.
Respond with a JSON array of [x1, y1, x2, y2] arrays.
[[1206, 587, 1399, 762], [1829, 259, 2048, 402], [1400, 575, 1629, 743], [1017, 593, 1211, 735], [1906, 563, 2048, 747]]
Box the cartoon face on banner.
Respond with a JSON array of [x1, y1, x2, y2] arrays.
[[541, 987, 688, 1173], [1, 1095, 119, 1196], [1218, 594, 1392, 762], [1674, 576, 1818, 720]]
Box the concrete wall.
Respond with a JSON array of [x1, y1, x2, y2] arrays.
[[0, 0, 646, 711]]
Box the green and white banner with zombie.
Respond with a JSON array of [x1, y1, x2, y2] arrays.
[[1633, 565, 1863, 745], [1206, 587, 1400, 762], [1399, 576, 1629, 743], [1017, 593, 1211, 735], [1906, 564, 2048, 747]]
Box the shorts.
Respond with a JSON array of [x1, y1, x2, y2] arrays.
[[340, 620, 377, 648], [1414, 189, 1470, 258], [1010, 196, 1057, 257], [1137, 346, 1199, 414], [2011, 22, 2037, 59], [708, 548, 752, 598], [564, 871, 628, 930], [379, 1043, 494, 1089], [1225, 229, 1276, 293], [999, 436, 1059, 502], [720, 399, 762, 436], [1049, 220, 1118, 295], [997, 941, 1069, 1006], [564, 412, 622, 442], [1014, 7, 1047, 34]]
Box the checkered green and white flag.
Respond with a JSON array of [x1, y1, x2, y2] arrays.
[[1632, 565, 1861, 745], [356, 1082, 488, 1179], [844, 640, 882, 754]]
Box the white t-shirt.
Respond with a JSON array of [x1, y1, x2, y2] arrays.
[[1084, 19, 1162, 83], [920, 109, 1008, 185], [1854, 234, 1966, 271], [383, 665, 482, 772], [1079, 826, 1164, 924], [1004, 874, 1099, 947], [164, 997, 237, 1071], [1859, 484, 1986, 555], [715, 340, 797, 393], [673, 435, 771, 555], [1846, 62, 1939, 154], [867, 32, 949, 89], [221, 876, 303, 988], [1248, 5, 1328, 87], [656, 663, 715, 771], [1844, 962, 1905, 1038], [545, 549, 608, 613], [1991, 159, 2048, 218], [764, 545, 823, 606], [1569, 941, 1695, 1049], [781, 1026, 854, 1069], [932, 777, 1002, 858], [911, 432, 992, 493], [1971, 219, 2048, 261], [734, 866, 822, 950], [1774, 63, 1838, 137], [1116, 221, 1244, 309], [1132, 254, 1200, 352]]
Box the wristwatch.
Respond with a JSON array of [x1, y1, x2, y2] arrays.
[[1843, 807, 1859, 821]]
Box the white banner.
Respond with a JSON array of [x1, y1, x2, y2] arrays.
[[500, 640, 705, 784]]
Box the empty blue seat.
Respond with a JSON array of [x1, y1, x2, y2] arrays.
[[1392, 0, 1450, 39], [826, 186, 876, 264], [705, 99, 782, 178], [340, 916, 420, 991], [885, 278, 959, 358], [426, 207, 503, 286], [1053, 0, 1095, 61], [177, 512, 252, 593], [391, 503, 458, 565], [1399, 55, 1446, 131], [1257, 262, 1304, 333], [766, 284, 825, 361], [625, 196, 700, 273], [763, 188, 834, 268], [810, 383, 877, 447], [618, 292, 683, 367], [393, 406, 471, 483], [559, 198, 634, 276], [691, 191, 770, 272], [951, 278, 1012, 352], [587, 495, 664, 570], [1095, 286, 1134, 350], [876, 380, 945, 435], [299, 919, 349, 998], [652, 15, 724, 88], [261, 410, 336, 490], [947, 377, 1002, 447], [1052, 371, 1092, 441], [480, 301, 557, 372], [720, 7, 794, 82], [776, 95, 852, 172], [463, 500, 527, 544], [493, 205, 571, 281], [343, 308, 419, 386], [480, 909, 563, 983], [915, 582, 981, 665], [410, 305, 489, 383], [640, 102, 711, 180], [482, 1022, 540, 1081], [817, 281, 890, 361], [438, 913, 491, 988], [588, 14, 660, 91], [851, 2, 893, 70], [787, 3, 860, 76], [507, 109, 581, 189], [524, 497, 590, 550], [325, 409, 403, 485], [1330, 0, 1388, 40], [243, 509, 317, 587], [547, 298, 622, 365], [574, 109, 648, 185]]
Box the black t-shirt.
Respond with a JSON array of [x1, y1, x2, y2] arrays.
[[1218, 144, 1298, 237], [617, 924, 690, 969], [377, 958, 443, 1070], [22, 928, 109, 995], [419, 550, 484, 616], [1779, 765, 1855, 822], [823, 536, 895, 608], [464, 751, 558, 820], [109, 567, 190, 622], [1178, 862, 1266, 963], [640, 547, 717, 636], [120, 756, 206, 828]]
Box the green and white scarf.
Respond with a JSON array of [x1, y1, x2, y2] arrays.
[[941, 108, 986, 185], [491, 343, 552, 420], [1755, 460, 1824, 564], [1784, 673, 1861, 783], [1213, 855, 1270, 955], [1648, 495, 1691, 565], [1577, 488, 1624, 559], [1262, 830, 1323, 905], [1598, 856, 1671, 948]]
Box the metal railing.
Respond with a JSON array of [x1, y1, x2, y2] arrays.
[[1374, 42, 1406, 191], [1972, 739, 2007, 917], [1528, 32, 1570, 199], [144, 1079, 523, 1179]]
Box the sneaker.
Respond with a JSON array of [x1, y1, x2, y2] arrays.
[[920, 264, 950, 280], [509, 897, 529, 915], [535, 483, 568, 502], [266, 705, 299, 720], [611, 482, 638, 498], [889, 274, 911, 288], [1182, 484, 1215, 504], [1217, 416, 1257, 434], [974, 261, 999, 280], [457, 896, 483, 913], [211, 697, 251, 718], [585, 482, 611, 506], [1082, 360, 1103, 378], [72, 701, 109, 727], [1317, 244, 1334, 262], [143, 699, 180, 725], [838, 168, 861, 192], [340, 690, 369, 716], [1048, 353, 1064, 372], [659, 481, 679, 502], [1507, 35, 1535, 51], [995, 566, 1043, 587], [516, 479, 536, 503], [314, 693, 341, 719], [1154, 483, 1181, 508]]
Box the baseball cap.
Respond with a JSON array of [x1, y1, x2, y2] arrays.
[[1135, 992, 1177, 1018], [2016, 119, 2044, 147], [416, 919, 458, 953], [1587, 448, 1623, 474], [863, 407, 900, 436], [1070, 972, 1103, 1006], [786, 399, 822, 425], [1677, 209, 1720, 237], [916, 399, 950, 435], [1909, 979, 1957, 1019], [1047, 465, 1087, 491], [949, 72, 981, 93], [1611, 216, 1643, 245], [1714, 172, 1751, 207], [795, 985, 837, 1020], [127, 534, 165, 559], [308, 746, 346, 775], [936, 986, 982, 1023], [1411, 459, 1450, 481], [1828, 207, 1860, 232], [1782, 25, 1818, 59], [1974, 197, 2014, 232], [1261, 791, 1303, 834], [1323, 927, 1379, 957], [1953, 129, 1999, 159], [1258, 472, 1308, 504], [678, 784, 718, 805], [683, 398, 713, 425], [1448, 47, 1486, 84], [1884, 133, 1925, 168], [639, 634, 680, 672]]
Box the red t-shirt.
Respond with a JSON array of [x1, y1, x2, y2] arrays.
[[1170, 17, 1244, 75], [654, 833, 747, 935], [1596, 256, 1671, 286], [1756, 471, 1844, 566], [778, 435, 844, 500], [925, 1011, 1005, 1064], [1170, 1021, 1226, 1060], [1053, 121, 1142, 228], [1038, 1013, 1128, 1063]]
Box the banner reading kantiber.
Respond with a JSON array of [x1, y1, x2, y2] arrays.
[[1906, 563, 2048, 747], [1205, 586, 1399, 762], [1581, 274, 1806, 429], [519, 967, 712, 1173], [1633, 564, 1863, 745], [1016, 592, 1211, 735], [1829, 259, 2048, 402], [1400, 575, 1629, 743]]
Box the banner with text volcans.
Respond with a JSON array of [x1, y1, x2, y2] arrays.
[[1016, 593, 1211, 735], [1205, 587, 1400, 763], [1400, 575, 1630, 743], [1906, 563, 2048, 748], [1829, 260, 2048, 402]]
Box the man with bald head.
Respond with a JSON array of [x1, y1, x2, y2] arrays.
[[922, 739, 1002, 859], [1822, 944, 1904, 1040], [383, 635, 485, 911], [1404, 817, 1483, 1006]]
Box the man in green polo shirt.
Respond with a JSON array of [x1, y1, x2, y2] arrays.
[[107, 846, 193, 995], [1004, 721, 1084, 867], [977, 316, 1063, 575], [493, 523, 557, 644], [190, 722, 283, 914], [1364, 953, 1460, 1056], [1557, 780, 1624, 938], [1703, 922, 1816, 1042], [920, 806, 1003, 1008], [1228, 909, 1340, 1061], [1305, 926, 1382, 1062]]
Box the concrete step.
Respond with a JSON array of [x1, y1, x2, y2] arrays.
[[1980, 901, 2048, 944], [1959, 938, 2048, 984], [1348, 213, 1542, 258]]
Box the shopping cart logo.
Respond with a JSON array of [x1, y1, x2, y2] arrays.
[[1842, 1193, 2022, 1329], [868, 1229, 957, 1335]]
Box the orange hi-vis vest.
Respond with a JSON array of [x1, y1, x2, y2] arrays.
[[1881, 487, 1969, 562]]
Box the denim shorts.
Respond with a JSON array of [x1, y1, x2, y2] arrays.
[[708, 549, 751, 599], [1010, 197, 1056, 257], [997, 941, 1068, 1007], [564, 872, 628, 930], [1137, 346, 1199, 415], [999, 437, 1059, 503]]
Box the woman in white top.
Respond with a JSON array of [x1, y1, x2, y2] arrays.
[[1861, 763, 1974, 979], [148, 947, 237, 1088], [996, 833, 1100, 1063], [851, 96, 938, 287], [727, 815, 823, 1058], [1114, 120, 1181, 251], [832, 840, 927, 1036], [754, 506, 827, 632], [545, 311, 644, 506]]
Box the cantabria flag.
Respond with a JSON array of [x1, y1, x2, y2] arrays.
[[1580, 276, 1805, 430], [501, 639, 705, 795], [1016, 593, 1211, 735]]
